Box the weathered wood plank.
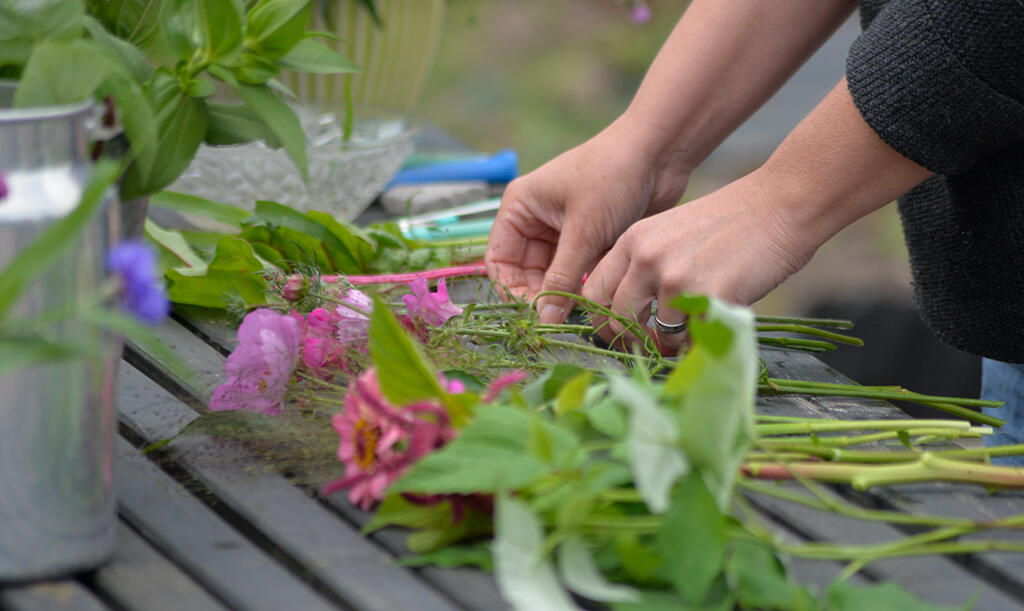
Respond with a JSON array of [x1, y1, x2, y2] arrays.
[[115, 438, 337, 611], [118, 362, 464, 611], [0, 581, 109, 611], [92, 521, 227, 611]]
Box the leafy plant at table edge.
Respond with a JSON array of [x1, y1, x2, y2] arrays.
[[1, 0, 359, 201], [144, 196, 463, 310], [362, 293, 965, 611]]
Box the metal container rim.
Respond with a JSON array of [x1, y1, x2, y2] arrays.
[[0, 80, 93, 125]]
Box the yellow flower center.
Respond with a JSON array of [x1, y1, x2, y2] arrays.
[[353, 418, 379, 470]]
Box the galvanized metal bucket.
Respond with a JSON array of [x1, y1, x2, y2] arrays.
[[0, 82, 119, 581]]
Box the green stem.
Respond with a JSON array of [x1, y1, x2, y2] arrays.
[[757, 419, 971, 436], [756, 324, 863, 346], [755, 315, 855, 329]]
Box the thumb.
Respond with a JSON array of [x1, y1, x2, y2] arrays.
[[536, 229, 594, 324]]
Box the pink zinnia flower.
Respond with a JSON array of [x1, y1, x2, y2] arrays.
[[322, 369, 460, 510], [210, 309, 302, 414], [401, 278, 463, 327]]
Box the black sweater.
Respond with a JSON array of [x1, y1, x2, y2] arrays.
[[847, 0, 1024, 362]]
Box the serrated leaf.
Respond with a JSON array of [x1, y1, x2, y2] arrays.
[[165, 236, 267, 308], [494, 496, 580, 611], [558, 536, 640, 603], [657, 471, 727, 605], [277, 38, 358, 73], [611, 376, 688, 514], [0, 161, 118, 323]]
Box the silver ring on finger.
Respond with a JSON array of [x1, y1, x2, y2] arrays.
[[654, 312, 688, 335]]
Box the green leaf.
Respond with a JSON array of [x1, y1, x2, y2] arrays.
[[144, 219, 207, 273], [558, 536, 640, 604], [277, 38, 358, 74], [657, 471, 727, 605], [82, 15, 153, 82], [229, 80, 306, 178], [0, 161, 119, 324], [239, 224, 333, 272], [98, 69, 158, 183], [611, 376, 688, 514], [555, 370, 592, 415], [204, 102, 281, 147], [391, 405, 577, 494], [197, 0, 243, 61], [85, 0, 166, 47], [121, 68, 209, 199], [149, 190, 250, 227], [0, 0, 84, 64], [397, 543, 493, 571], [726, 539, 816, 611], [305, 211, 374, 268], [15, 39, 116, 106], [79, 308, 191, 378], [165, 236, 267, 308], [665, 295, 757, 509], [249, 201, 363, 272], [521, 363, 585, 406], [825, 580, 967, 611], [0, 337, 97, 375], [493, 495, 580, 611], [368, 299, 444, 405], [362, 494, 453, 534], [245, 0, 310, 57]]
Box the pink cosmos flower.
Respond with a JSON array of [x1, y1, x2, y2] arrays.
[[401, 278, 463, 327], [322, 369, 460, 510], [209, 309, 302, 414], [336, 287, 373, 342]]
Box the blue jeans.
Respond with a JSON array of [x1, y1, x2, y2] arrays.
[[982, 358, 1024, 466]]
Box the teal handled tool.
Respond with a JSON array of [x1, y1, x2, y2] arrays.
[[397, 197, 500, 241]]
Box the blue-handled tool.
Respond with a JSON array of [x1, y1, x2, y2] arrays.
[[388, 149, 518, 186]]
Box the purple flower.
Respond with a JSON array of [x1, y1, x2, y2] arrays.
[[210, 309, 303, 414], [106, 240, 170, 324], [401, 278, 463, 327], [630, 2, 652, 24], [0, 170, 8, 200]]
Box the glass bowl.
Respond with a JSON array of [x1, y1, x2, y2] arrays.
[[169, 107, 418, 220]]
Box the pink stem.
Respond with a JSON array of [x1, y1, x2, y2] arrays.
[[311, 264, 488, 286]]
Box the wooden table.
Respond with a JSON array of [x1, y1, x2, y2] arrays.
[[3, 277, 1024, 611]]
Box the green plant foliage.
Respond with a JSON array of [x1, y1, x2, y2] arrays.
[[165, 236, 268, 308], [368, 299, 445, 406], [657, 472, 727, 604]]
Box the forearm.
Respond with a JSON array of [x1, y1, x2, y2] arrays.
[[619, 0, 857, 175], [753, 77, 932, 252]]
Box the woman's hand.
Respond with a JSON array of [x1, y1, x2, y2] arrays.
[[485, 117, 691, 323], [582, 172, 812, 354]]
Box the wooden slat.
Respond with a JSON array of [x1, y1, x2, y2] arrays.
[[92, 521, 227, 611], [115, 438, 337, 611], [0, 581, 109, 611], [118, 361, 464, 611]]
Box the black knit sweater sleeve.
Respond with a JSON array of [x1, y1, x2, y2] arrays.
[[847, 0, 1024, 175]]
